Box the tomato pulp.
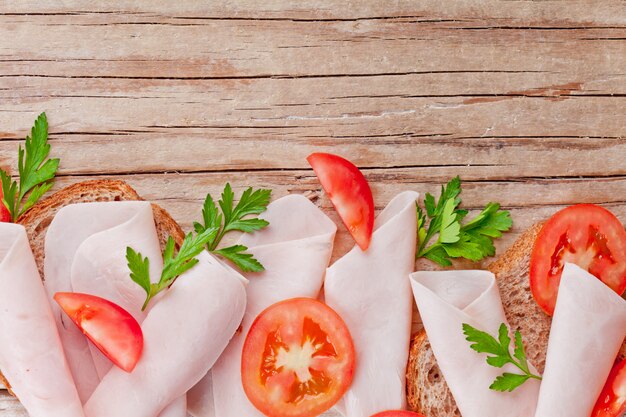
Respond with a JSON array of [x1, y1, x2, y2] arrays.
[[307, 152, 374, 251], [242, 298, 355, 417], [529, 204, 626, 315], [54, 292, 144, 372], [592, 360, 626, 417]]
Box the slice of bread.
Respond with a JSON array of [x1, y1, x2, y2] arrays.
[[406, 222, 626, 417], [1, 179, 185, 395]]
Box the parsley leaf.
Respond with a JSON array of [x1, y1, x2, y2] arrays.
[[214, 245, 265, 273], [462, 323, 542, 392], [127, 227, 218, 311], [0, 113, 59, 221], [416, 176, 512, 266], [194, 183, 271, 272]]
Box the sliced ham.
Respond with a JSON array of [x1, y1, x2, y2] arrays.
[[0, 223, 84, 417], [324, 191, 418, 416], [535, 263, 626, 417], [44, 202, 157, 402], [188, 194, 337, 417], [85, 251, 247, 417], [63, 201, 186, 415], [410, 269, 540, 417]]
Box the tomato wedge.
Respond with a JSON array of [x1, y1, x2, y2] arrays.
[[0, 188, 10, 223], [371, 411, 426, 417], [307, 152, 374, 250], [592, 359, 626, 417], [54, 292, 143, 373], [242, 298, 355, 417], [530, 204, 626, 315]]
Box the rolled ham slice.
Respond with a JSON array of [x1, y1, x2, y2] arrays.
[[44, 202, 161, 402], [84, 251, 247, 417], [410, 269, 540, 417], [0, 223, 84, 417], [64, 201, 186, 416], [188, 194, 337, 417], [535, 263, 626, 417], [325, 190, 419, 417]]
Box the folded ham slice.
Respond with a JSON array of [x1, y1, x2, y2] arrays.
[[410, 269, 540, 417], [325, 190, 419, 417], [535, 263, 626, 417], [61, 201, 186, 415], [44, 202, 162, 402], [0, 223, 84, 417], [85, 251, 247, 417], [188, 194, 337, 417]]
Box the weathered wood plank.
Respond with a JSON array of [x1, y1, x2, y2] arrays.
[[0, 391, 26, 417], [2, 0, 626, 25], [1, 132, 625, 178], [1, 17, 624, 78]]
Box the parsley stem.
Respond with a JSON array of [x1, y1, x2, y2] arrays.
[[508, 352, 542, 381], [209, 227, 226, 251]]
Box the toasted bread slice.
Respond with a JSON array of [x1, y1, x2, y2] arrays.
[[1, 179, 185, 395], [406, 223, 626, 417]]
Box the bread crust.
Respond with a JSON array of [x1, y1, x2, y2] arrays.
[[2, 180, 184, 396]]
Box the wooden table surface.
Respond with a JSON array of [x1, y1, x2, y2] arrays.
[[1, 1, 625, 415]]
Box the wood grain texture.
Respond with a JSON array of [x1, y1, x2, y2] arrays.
[[0, 0, 625, 415]]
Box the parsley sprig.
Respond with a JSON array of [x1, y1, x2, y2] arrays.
[[127, 184, 271, 310], [127, 227, 218, 311], [416, 177, 512, 266], [0, 113, 59, 222], [193, 183, 271, 272], [463, 323, 542, 392]]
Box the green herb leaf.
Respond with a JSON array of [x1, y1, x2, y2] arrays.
[[513, 330, 530, 373], [161, 228, 218, 286], [463, 323, 541, 392], [214, 245, 265, 272], [416, 177, 512, 265], [1, 113, 59, 221], [423, 246, 453, 267], [196, 184, 271, 271], [490, 373, 531, 392], [126, 247, 151, 295], [128, 227, 218, 311], [439, 198, 461, 244]]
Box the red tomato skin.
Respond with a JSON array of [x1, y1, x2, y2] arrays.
[[241, 298, 356, 417], [371, 411, 426, 417], [307, 152, 374, 250], [591, 360, 626, 417], [0, 188, 10, 222], [529, 204, 626, 315], [54, 292, 143, 373]]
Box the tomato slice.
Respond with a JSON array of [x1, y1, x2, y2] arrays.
[[241, 298, 355, 417], [371, 411, 426, 417], [0, 188, 10, 223], [54, 292, 143, 373], [530, 204, 626, 315], [592, 360, 626, 417], [307, 153, 374, 250]]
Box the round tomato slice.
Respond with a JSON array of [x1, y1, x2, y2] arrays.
[[0, 188, 10, 223], [592, 360, 626, 417], [242, 298, 355, 417], [530, 204, 626, 315], [54, 292, 143, 373], [371, 411, 426, 417], [307, 152, 374, 251]]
